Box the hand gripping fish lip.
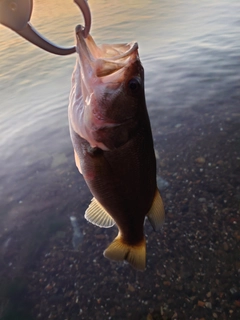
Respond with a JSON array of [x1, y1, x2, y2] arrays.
[[0, 0, 91, 55]]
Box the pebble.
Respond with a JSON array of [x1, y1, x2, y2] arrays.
[[45, 284, 52, 291], [234, 300, 240, 307], [230, 288, 237, 294], [197, 300, 205, 307], [195, 157, 206, 164], [198, 198, 206, 202], [213, 312, 218, 318], [234, 233, 240, 241], [223, 242, 229, 251], [146, 313, 153, 320], [163, 281, 171, 286], [94, 234, 105, 239], [128, 284, 135, 292], [175, 123, 182, 128]]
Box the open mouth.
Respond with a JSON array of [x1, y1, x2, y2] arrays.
[[75, 25, 139, 78]]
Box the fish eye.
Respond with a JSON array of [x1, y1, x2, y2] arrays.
[[128, 77, 141, 92]]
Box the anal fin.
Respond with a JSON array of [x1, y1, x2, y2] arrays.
[[85, 198, 115, 228], [103, 234, 146, 271], [147, 188, 165, 231]]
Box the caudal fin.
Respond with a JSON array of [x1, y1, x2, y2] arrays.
[[103, 234, 146, 271]]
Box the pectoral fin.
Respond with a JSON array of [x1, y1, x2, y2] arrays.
[[85, 198, 115, 228], [104, 233, 146, 271], [147, 188, 165, 231]]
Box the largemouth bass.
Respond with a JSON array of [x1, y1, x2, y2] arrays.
[[68, 25, 165, 271]]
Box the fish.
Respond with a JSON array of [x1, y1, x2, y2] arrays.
[[68, 25, 165, 271]]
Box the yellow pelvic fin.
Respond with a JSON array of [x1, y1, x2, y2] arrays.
[[147, 188, 165, 231], [85, 198, 115, 228], [103, 234, 146, 271], [74, 149, 82, 174]]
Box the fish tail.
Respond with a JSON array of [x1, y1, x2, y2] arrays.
[[103, 234, 146, 271]]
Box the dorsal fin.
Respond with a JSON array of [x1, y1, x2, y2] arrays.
[[147, 188, 165, 231], [85, 198, 115, 228]]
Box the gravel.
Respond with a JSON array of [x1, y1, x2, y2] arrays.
[[0, 103, 239, 320]]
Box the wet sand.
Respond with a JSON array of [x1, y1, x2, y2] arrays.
[[0, 102, 239, 320]]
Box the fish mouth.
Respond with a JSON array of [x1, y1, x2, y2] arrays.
[[75, 25, 139, 80]]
